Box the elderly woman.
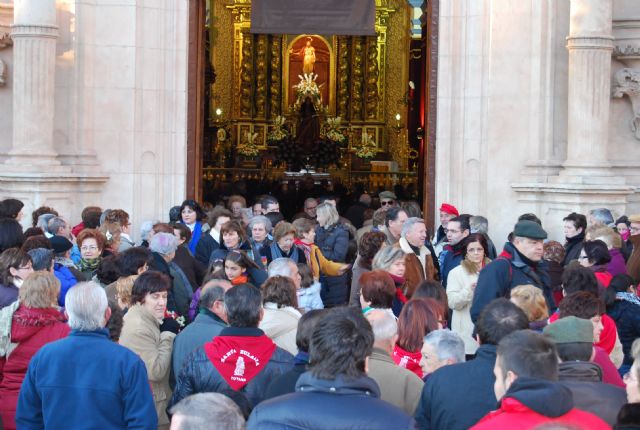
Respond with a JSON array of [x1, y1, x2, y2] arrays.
[[0, 272, 69, 429], [248, 215, 272, 264], [510, 284, 549, 332], [579, 240, 614, 288], [76, 229, 107, 280], [349, 231, 386, 306], [259, 275, 301, 355], [0, 249, 33, 309], [262, 221, 306, 265], [148, 232, 192, 317], [179, 199, 206, 255], [315, 202, 349, 307], [228, 195, 249, 225], [446, 233, 490, 356], [359, 270, 396, 318], [119, 271, 176, 430], [372, 246, 408, 317]]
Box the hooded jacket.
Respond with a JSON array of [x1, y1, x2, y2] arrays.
[[470, 377, 610, 430], [259, 303, 301, 355], [247, 372, 416, 430], [470, 242, 553, 323], [297, 281, 324, 312], [558, 361, 626, 427]]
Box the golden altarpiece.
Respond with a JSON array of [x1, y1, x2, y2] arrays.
[[202, 0, 419, 197]]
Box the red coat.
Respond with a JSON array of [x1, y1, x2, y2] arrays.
[[471, 397, 611, 430], [0, 306, 69, 430]]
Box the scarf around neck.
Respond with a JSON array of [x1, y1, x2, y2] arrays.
[[204, 333, 276, 390], [388, 273, 408, 304], [270, 243, 299, 262], [79, 257, 101, 272], [392, 343, 423, 378], [617, 292, 640, 307], [293, 238, 312, 264]]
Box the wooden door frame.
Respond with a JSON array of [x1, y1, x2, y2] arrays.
[[422, 0, 438, 233]]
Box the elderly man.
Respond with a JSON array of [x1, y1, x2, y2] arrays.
[[366, 309, 424, 415], [420, 329, 465, 377], [440, 216, 470, 289], [247, 307, 415, 429], [294, 198, 319, 221], [398, 217, 437, 297], [47, 216, 71, 239], [16, 282, 157, 429], [169, 393, 245, 430], [379, 190, 397, 211], [172, 279, 233, 378], [169, 284, 293, 409], [470, 220, 553, 322], [268, 257, 301, 289], [383, 207, 408, 246]]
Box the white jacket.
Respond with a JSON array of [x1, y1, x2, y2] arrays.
[[297, 281, 324, 312], [446, 263, 479, 355], [259, 303, 301, 355]]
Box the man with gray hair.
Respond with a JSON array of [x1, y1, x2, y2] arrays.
[[16, 282, 157, 429], [27, 248, 54, 272], [172, 279, 233, 378], [366, 309, 424, 414], [47, 216, 71, 239], [469, 215, 497, 259], [399, 217, 437, 297], [169, 393, 245, 430], [268, 257, 301, 289], [420, 329, 465, 377]]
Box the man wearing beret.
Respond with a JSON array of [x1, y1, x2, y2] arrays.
[[543, 316, 626, 426], [470, 220, 553, 322], [432, 203, 459, 257]]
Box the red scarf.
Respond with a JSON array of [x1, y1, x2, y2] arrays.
[[204, 334, 276, 391], [392, 343, 423, 378], [389, 273, 408, 304], [293, 238, 312, 264], [231, 274, 249, 285]]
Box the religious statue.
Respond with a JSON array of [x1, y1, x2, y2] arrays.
[[291, 37, 316, 75], [297, 96, 320, 156]]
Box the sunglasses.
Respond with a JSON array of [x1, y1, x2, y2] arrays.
[[381, 200, 394, 206]]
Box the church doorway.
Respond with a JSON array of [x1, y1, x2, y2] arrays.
[[186, 0, 438, 227]]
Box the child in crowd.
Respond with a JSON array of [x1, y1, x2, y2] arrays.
[[223, 251, 258, 286], [296, 263, 324, 312]]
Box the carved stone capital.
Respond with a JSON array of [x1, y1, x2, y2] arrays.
[[0, 32, 11, 48], [613, 67, 640, 140]]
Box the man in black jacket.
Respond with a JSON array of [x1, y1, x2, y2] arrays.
[[470, 220, 553, 322], [248, 307, 416, 429], [415, 299, 529, 430], [543, 316, 626, 426], [168, 284, 293, 411]]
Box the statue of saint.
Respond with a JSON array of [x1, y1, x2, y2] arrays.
[[291, 37, 316, 75], [297, 96, 320, 156]]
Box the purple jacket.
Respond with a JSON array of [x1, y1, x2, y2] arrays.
[[608, 248, 628, 277]]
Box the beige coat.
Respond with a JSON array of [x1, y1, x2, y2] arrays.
[[446, 262, 480, 355], [119, 304, 176, 430], [367, 347, 424, 415], [259, 303, 301, 355]]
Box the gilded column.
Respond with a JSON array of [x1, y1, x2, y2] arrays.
[[7, 0, 60, 165], [337, 37, 350, 120], [255, 34, 267, 119], [239, 33, 254, 118], [269, 35, 282, 118], [351, 37, 365, 121], [564, 0, 613, 175], [365, 36, 379, 120]]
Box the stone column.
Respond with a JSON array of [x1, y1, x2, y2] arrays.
[[6, 0, 61, 166], [563, 0, 614, 178]]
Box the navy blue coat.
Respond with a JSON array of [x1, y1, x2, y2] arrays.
[[439, 245, 463, 289], [415, 344, 497, 430], [607, 298, 640, 366], [470, 242, 553, 322], [248, 372, 416, 429], [315, 223, 349, 306], [16, 329, 157, 430]]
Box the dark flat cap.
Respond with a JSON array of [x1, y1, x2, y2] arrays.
[[543, 316, 593, 344], [49, 235, 73, 254], [513, 220, 547, 240]]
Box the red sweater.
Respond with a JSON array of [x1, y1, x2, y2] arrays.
[[0, 306, 69, 430]]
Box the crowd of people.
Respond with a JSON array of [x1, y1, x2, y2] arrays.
[[0, 192, 638, 429]]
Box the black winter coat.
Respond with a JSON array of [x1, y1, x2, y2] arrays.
[[168, 327, 293, 411], [248, 372, 416, 430], [315, 223, 349, 306], [470, 242, 553, 322], [608, 297, 640, 366], [194, 232, 220, 266], [415, 344, 497, 430], [563, 232, 585, 266], [263, 362, 307, 400]]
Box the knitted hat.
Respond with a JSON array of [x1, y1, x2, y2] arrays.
[[513, 220, 547, 240], [439, 203, 459, 216], [49, 235, 73, 254], [543, 316, 594, 344], [379, 191, 397, 201]]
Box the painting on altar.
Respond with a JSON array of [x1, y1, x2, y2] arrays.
[[286, 35, 331, 108]]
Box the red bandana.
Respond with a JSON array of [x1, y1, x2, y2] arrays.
[[392, 344, 423, 378], [204, 334, 276, 391]]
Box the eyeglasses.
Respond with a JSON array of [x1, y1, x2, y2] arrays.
[[578, 255, 588, 260], [81, 245, 98, 251], [381, 201, 394, 206]]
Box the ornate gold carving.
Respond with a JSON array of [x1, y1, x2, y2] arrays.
[[210, 1, 235, 121], [269, 35, 283, 118], [365, 36, 380, 120], [239, 33, 253, 117], [255, 34, 267, 118], [337, 37, 350, 119], [351, 37, 364, 121]]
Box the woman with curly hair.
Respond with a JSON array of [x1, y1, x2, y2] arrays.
[[76, 229, 107, 280], [349, 231, 386, 306], [259, 276, 301, 355]]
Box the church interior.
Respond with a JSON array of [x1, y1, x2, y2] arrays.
[[196, 0, 432, 214]]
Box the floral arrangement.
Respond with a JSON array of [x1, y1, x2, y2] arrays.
[[293, 73, 322, 111], [323, 116, 347, 144], [164, 310, 186, 330], [267, 116, 289, 144], [355, 132, 377, 159], [236, 131, 260, 157]]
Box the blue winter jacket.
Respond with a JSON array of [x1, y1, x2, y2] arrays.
[[16, 329, 157, 430], [54, 263, 78, 307]]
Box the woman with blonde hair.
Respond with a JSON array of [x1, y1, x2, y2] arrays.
[[510, 284, 549, 332], [0, 272, 69, 429]]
